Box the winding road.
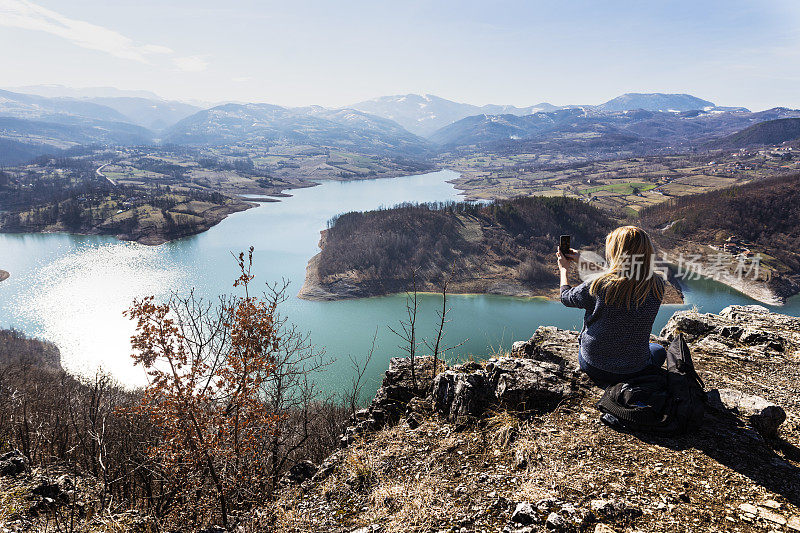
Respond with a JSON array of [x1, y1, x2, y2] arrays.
[[96, 163, 117, 187]]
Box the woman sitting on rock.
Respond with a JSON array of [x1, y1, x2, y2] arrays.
[[557, 225, 666, 387]]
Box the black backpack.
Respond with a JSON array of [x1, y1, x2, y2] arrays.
[[596, 334, 707, 435]]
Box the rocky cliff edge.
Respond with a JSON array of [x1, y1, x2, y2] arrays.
[[262, 305, 800, 533]]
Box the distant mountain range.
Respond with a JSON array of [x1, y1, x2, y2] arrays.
[[0, 88, 200, 131], [348, 93, 745, 137], [594, 93, 716, 113], [72, 97, 200, 131], [0, 86, 797, 166], [4, 85, 165, 100], [0, 89, 132, 123], [349, 94, 558, 137], [162, 103, 430, 156], [0, 89, 158, 164], [428, 106, 800, 152]]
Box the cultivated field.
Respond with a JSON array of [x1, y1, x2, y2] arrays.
[[445, 146, 800, 214]]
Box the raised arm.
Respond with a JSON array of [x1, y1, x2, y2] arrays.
[[557, 248, 593, 308], [556, 247, 579, 288]]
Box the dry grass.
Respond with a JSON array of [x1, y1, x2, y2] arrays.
[[0, 481, 28, 522], [366, 470, 459, 531], [485, 408, 520, 448], [262, 387, 800, 533]]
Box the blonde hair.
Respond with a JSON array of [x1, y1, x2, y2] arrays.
[[589, 226, 664, 308]]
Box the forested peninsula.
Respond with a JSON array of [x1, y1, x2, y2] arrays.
[[299, 196, 684, 303]]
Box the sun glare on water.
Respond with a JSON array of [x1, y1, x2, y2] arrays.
[[13, 242, 184, 384]]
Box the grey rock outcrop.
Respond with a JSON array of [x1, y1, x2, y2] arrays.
[[486, 356, 577, 409], [512, 326, 580, 367], [284, 304, 800, 533], [0, 449, 28, 476], [659, 304, 797, 432], [371, 355, 439, 422], [431, 349, 579, 425], [337, 304, 796, 450], [660, 304, 800, 355], [659, 303, 800, 438], [340, 337, 581, 443], [707, 388, 787, 438], [339, 356, 439, 446], [431, 367, 490, 427]]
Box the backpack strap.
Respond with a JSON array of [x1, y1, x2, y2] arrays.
[[666, 333, 705, 389]]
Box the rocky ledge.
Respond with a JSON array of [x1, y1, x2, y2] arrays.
[[263, 305, 800, 532]]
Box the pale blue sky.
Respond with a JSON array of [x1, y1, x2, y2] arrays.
[[1, 0, 800, 109]]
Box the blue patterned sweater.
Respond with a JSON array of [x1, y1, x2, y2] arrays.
[[560, 282, 661, 374]]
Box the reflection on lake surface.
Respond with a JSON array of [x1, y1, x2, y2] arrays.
[[2, 169, 799, 393]]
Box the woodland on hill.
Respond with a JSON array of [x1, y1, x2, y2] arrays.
[[316, 197, 614, 292], [706, 117, 800, 149]]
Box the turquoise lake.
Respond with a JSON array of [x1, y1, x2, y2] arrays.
[[2, 169, 799, 393]]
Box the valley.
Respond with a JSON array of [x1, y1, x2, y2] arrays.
[[0, 147, 256, 245], [444, 143, 800, 213], [5, 167, 797, 392], [4, 88, 800, 302], [301, 171, 800, 306], [6, 4, 800, 531], [0, 142, 432, 244], [639, 173, 800, 303]]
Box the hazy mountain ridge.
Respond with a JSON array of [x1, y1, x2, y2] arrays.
[[73, 97, 201, 131], [0, 116, 152, 144], [429, 106, 800, 150], [595, 93, 716, 112], [0, 89, 194, 164], [0, 89, 132, 123], [4, 85, 165, 100], [0, 88, 201, 131], [706, 117, 800, 149], [349, 92, 736, 138], [0, 114, 154, 165], [349, 94, 558, 136], [162, 103, 432, 156]]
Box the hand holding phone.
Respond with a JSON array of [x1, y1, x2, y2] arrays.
[[557, 235, 576, 272], [559, 235, 571, 256]]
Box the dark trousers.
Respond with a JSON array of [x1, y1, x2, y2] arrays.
[[579, 343, 667, 388]]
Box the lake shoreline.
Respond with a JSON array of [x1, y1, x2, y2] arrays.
[[298, 270, 687, 303], [0, 199, 255, 246], [657, 242, 800, 306], [298, 229, 686, 304], [5, 168, 799, 391], [0, 170, 446, 246], [298, 241, 790, 307]]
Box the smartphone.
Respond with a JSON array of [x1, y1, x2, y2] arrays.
[[559, 235, 571, 256]]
